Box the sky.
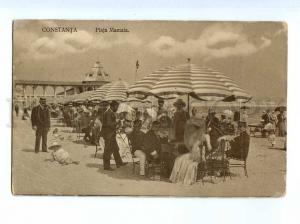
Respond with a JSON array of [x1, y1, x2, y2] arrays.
[[13, 20, 287, 99]]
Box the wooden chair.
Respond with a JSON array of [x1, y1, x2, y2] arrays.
[[227, 133, 250, 178]]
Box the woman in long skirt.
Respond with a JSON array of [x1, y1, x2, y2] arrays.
[[170, 117, 212, 185]]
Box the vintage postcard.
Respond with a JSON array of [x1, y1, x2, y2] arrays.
[[12, 20, 287, 196]]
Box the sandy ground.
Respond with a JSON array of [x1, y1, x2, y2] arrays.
[[12, 116, 286, 196]]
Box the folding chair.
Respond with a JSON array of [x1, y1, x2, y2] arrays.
[[73, 123, 84, 142], [116, 132, 141, 174]]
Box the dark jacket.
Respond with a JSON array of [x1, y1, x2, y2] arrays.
[[173, 110, 190, 141], [227, 131, 250, 160], [128, 129, 145, 153], [101, 108, 117, 139], [141, 130, 161, 156], [31, 104, 51, 129]]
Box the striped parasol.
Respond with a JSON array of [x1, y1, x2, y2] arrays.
[[90, 79, 129, 102], [73, 90, 94, 103], [128, 63, 251, 102]]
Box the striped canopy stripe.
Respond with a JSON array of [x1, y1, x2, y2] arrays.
[[90, 80, 129, 102], [129, 63, 251, 102]]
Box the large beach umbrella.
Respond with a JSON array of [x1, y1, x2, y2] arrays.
[[129, 63, 251, 104], [90, 79, 129, 102], [73, 90, 94, 103]]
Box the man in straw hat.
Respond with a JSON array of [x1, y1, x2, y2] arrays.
[[101, 100, 126, 171], [173, 99, 190, 142], [31, 97, 51, 153]]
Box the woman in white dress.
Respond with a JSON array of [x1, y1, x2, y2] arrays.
[[170, 117, 212, 185]]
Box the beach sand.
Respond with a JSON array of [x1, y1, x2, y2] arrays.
[[12, 116, 286, 196]]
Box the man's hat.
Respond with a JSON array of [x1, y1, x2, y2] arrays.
[[39, 97, 46, 101], [173, 99, 186, 107], [158, 98, 164, 103], [110, 100, 119, 107]]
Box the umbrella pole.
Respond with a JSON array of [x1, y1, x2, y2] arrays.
[[187, 93, 190, 114]]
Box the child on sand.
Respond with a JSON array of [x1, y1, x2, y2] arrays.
[[264, 123, 276, 148], [48, 129, 79, 165]]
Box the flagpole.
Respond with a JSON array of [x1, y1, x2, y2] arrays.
[[135, 60, 139, 82]]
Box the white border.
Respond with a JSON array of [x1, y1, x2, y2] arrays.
[[0, 2, 299, 224]]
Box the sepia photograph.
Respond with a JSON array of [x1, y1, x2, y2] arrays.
[[12, 20, 287, 196]]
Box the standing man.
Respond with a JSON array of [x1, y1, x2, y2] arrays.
[[157, 99, 166, 119], [101, 101, 125, 171], [173, 99, 190, 142], [14, 103, 19, 117], [31, 98, 51, 153]]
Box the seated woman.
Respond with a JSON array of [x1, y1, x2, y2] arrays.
[[115, 112, 134, 163], [170, 117, 212, 185], [206, 109, 221, 150]]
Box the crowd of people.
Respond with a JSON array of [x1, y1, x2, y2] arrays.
[[14, 97, 286, 185], [261, 109, 287, 148]]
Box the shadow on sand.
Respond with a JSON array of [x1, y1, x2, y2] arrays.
[[85, 162, 153, 181], [269, 147, 286, 151], [21, 148, 35, 153]]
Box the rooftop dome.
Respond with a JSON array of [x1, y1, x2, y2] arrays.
[[84, 61, 110, 82]]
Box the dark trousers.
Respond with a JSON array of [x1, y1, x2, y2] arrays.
[[35, 127, 48, 152], [82, 127, 91, 142], [103, 134, 123, 169]]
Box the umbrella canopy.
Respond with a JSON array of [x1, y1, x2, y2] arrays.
[[126, 96, 152, 104], [275, 106, 286, 112], [73, 90, 94, 103], [129, 63, 251, 102], [90, 79, 129, 102]]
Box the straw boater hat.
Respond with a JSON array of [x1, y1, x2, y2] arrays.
[[48, 141, 62, 150], [173, 99, 186, 107]]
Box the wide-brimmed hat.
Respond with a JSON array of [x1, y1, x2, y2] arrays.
[[110, 100, 119, 107], [173, 99, 186, 107], [48, 141, 62, 150]]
